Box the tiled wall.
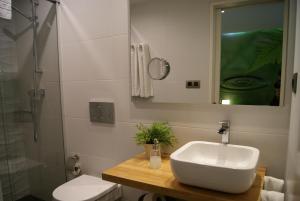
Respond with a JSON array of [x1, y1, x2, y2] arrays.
[[0, 16, 30, 201], [59, 0, 292, 200]]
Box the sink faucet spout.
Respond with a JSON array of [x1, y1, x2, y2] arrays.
[[218, 120, 230, 144]]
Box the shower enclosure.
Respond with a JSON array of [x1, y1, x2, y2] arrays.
[[0, 0, 66, 200]]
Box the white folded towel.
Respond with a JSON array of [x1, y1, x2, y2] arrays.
[[261, 190, 284, 201], [137, 43, 153, 98], [130, 43, 154, 98], [264, 176, 284, 192], [0, 0, 12, 20], [131, 44, 140, 96]]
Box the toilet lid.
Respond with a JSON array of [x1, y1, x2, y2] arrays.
[[53, 175, 117, 201]]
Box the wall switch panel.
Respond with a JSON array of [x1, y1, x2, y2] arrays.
[[89, 102, 115, 124], [186, 80, 201, 89]]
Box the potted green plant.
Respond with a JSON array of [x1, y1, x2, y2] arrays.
[[135, 122, 177, 158]]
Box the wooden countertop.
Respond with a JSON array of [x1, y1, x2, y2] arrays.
[[102, 153, 266, 201]]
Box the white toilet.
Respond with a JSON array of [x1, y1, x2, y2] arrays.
[[53, 175, 122, 201]]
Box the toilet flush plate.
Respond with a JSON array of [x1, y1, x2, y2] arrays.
[[89, 102, 115, 124]]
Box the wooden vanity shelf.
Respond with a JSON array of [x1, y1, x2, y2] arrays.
[[102, 153, 266, 201]]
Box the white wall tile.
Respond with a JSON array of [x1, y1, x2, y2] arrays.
[[62, 81, 90, 118], [114, 123, 144, 162], [62, 80, 131, 119], [64, 117, 118, 159], [111, 0, 129, 35], [233, 132, 288, 178], [61, 35, 129, 81], [129, 101, 290, 132], [60, 0, 128, 45], [68, 152, 119, 177]]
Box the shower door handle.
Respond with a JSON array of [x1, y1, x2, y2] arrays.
[[292, 73, 298, 94]]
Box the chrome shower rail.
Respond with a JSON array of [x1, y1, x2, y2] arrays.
[[31, 0, 40, 142], [12, 0, 59, 142]]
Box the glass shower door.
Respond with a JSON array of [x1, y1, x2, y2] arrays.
[[0, 0, 66, 200], [0, 13, 28, 201]]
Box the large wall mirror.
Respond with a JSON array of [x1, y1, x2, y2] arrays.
[[130, 0, 211, 103], [212, 0, 288, 106], [130, 0, 289, 105]]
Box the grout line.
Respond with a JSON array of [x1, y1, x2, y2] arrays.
[[61, 78, 129, 83], [61, 33, 128, 47]]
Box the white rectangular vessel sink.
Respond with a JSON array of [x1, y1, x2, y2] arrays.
[[170, 141, 260, 193]]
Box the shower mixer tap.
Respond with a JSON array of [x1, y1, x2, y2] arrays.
[[28, 89, 46, 99], [32, 0, 39, 6]]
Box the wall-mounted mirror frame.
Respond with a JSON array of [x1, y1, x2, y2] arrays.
[[210, 0, 289, 106]]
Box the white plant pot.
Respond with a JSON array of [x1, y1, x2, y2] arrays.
[[144, 144, 153, 159]]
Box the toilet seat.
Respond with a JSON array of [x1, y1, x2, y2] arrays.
[[53, 175, 117, 201]]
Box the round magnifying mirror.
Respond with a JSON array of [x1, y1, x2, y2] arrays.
[[148, 58, 170, 80]]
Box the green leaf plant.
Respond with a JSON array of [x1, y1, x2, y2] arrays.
[[135, 122, 177, 147]]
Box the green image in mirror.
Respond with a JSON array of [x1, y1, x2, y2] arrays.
[[220, 28, 283, 106]]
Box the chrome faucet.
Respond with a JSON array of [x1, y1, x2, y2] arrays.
[[218, 120, 230, 144]]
